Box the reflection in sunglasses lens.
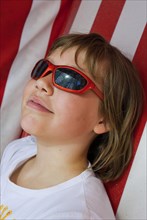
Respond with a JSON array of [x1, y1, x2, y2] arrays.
[[55, 68, 87, 90]]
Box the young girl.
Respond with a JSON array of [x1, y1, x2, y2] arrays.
[[0, 33, 143, 219]]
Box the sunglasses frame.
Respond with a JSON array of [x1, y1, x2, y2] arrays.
[[31, 59, 104, 100]]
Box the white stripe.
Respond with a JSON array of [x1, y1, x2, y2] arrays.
[[116, 124, 147, 220], [110, 0, 146, 60], [1, 0, 61, 156], [69, 0, 102, 33]]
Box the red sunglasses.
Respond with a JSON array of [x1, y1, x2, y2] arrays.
[[31, 59, 104, 100]]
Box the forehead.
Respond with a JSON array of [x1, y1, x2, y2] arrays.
[[48, 46, 87, 71]]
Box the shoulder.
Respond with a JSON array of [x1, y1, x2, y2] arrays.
[[1, 136, 36, 160], [0, 136, 36, 172], [81, 169, 115, 219], [51, 168, 115, 219]]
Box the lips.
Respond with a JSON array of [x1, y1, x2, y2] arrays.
[[27, 96, 53, 113]]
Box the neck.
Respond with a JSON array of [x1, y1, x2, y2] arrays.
[[32, 137, 89, 177], [12, 137, 91, 189]]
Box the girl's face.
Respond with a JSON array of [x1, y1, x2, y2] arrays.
[[21, 47, 103, 146]]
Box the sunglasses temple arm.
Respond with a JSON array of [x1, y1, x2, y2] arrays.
[[93, 87, 104, 101]]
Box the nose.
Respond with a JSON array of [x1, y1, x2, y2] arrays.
[[35, 74, 53, 95]]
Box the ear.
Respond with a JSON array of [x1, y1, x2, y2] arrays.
[[93, 119, 110, 135]]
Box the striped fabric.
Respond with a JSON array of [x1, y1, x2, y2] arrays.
[[0, 1, 146, 219]]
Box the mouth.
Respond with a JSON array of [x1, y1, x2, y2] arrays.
[[27, 96, 54, 113]]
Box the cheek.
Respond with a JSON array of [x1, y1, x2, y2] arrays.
[[20, 80, 39, 134], [22, 80, 34, 101], [54, 94, 99, 134]]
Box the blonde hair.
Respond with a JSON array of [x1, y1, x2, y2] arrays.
[[48, 33, 144, 182]]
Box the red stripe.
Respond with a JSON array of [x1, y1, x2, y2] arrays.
[[105, 26, 147, 213], [91, 0, 125, 41], [0, 0, 32, 105], [46, 0, 81, 55]]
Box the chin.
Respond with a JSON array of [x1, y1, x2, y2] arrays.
[[20, 115, 40, 136]]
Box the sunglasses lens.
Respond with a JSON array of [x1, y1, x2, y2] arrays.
[[31, 60, 49, 79], [55, 68, 87, 90]]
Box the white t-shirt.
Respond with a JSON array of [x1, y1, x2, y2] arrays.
[[0, 136, 115, 220]]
